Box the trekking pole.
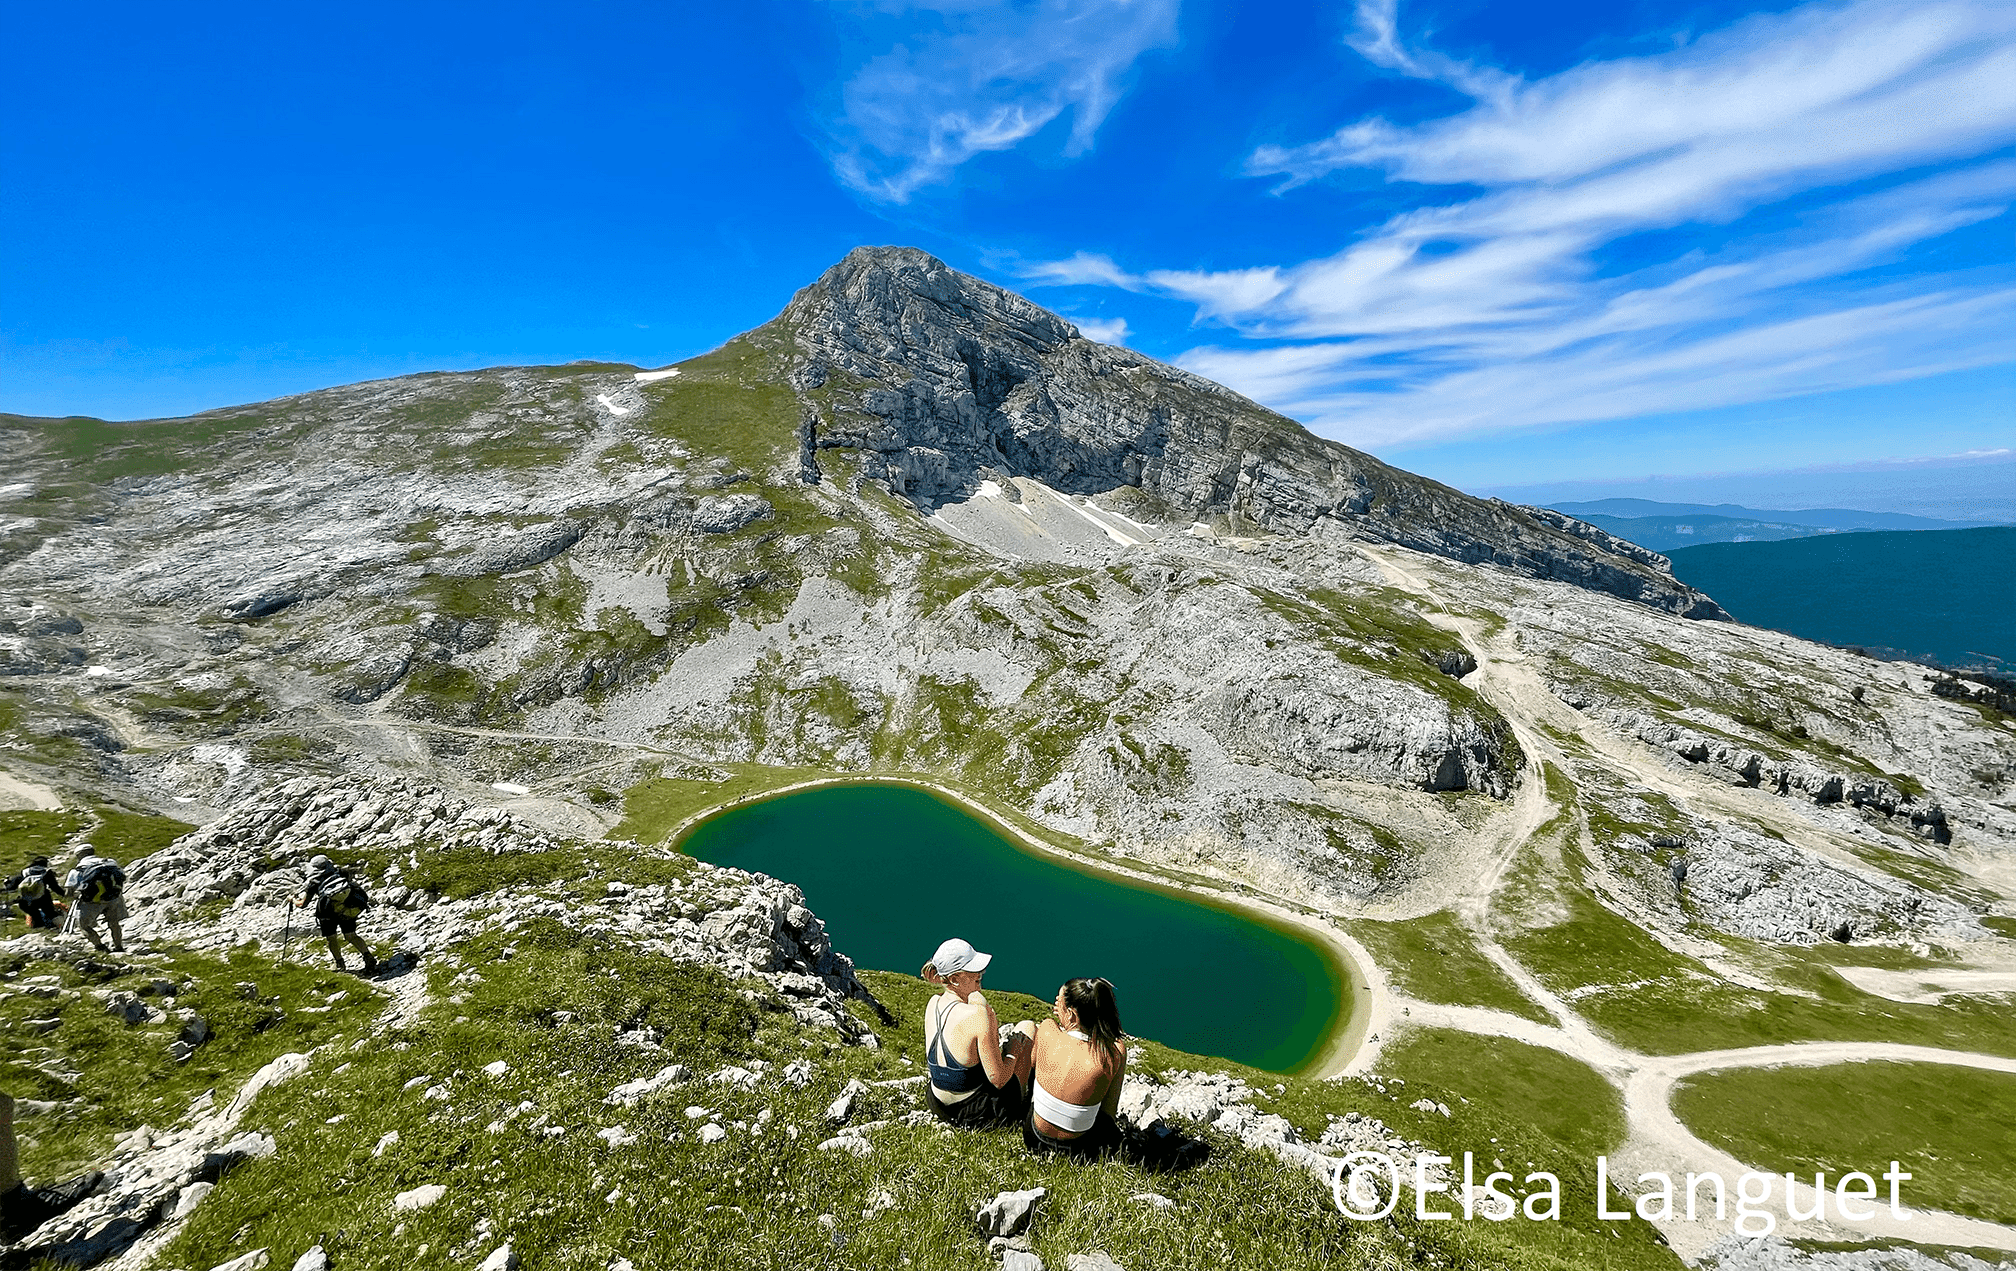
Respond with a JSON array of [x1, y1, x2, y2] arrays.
[[282, 904, 294, 962]]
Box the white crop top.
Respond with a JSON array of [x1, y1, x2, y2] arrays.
[[1033, 1029, 1103, 1132]]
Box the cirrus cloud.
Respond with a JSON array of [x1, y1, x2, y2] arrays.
[[1027, 0, 2016, 449], [817, 0, 1180, 204]]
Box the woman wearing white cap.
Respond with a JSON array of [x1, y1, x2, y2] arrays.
[[921, 937, 1036, 1127]]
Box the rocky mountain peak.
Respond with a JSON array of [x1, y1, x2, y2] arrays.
[[788, 245, 1082, 354], [775, 246, 1725, 619]]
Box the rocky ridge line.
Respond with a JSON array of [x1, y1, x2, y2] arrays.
[[775, 246, 1726, 619]]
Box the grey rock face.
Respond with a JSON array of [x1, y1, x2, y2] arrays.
[[1698, 1232, 2014, 1271], [780, 247, 1726, 619], [1605, 708, 1952, 842], [0, 631, 89, 675], [21, 612, 84, 636], [1660, 820, 1980, 945], [691, 493, 773, 535], [219, 583, 307, 621], [437, 521, 583, 578], [8, 1054, 303, 1266], [1199, 662, 1512, 797]]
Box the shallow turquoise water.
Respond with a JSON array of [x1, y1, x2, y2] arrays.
[[678, 783, 1348, 1073]]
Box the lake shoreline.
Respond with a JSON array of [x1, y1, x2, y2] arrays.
[[661, 772, 1387, 1080]]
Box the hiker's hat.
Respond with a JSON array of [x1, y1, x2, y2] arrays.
[[308, 854, 334, 872], [75, 844, 97, 859], [931, 937, 992, 976]]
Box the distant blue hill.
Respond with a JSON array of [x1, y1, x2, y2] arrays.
[[1666, 526, 2016, 670], [1570, 513, 1851, 551], [1550, 498, 1999, 532]]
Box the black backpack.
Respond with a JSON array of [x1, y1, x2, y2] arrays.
[[75, 860, 126, 903], [315, 871, 370, 920]]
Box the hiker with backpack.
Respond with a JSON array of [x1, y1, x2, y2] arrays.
[[293, 854, 377, 974], [5, 857, 66, 931], [62, 846, 127, 953]]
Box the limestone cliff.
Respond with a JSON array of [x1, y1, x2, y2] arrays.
[[773, 246, 1724, 619]]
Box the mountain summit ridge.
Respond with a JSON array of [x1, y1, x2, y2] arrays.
[[764, 246, 1724, 618]]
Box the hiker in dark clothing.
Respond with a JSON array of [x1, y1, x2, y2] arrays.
[[292, 854, 377, 974], [1, 1091, 102, 1244], [5, 858, 65, 931]]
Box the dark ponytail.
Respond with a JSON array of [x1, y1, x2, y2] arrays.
[[1062, 977, 1123, 1058]]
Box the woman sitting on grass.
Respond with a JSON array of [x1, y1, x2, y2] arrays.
[[921, 937, 1036, 1128], [1024, 977, 1128, 1160]]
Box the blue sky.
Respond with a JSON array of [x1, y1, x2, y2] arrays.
[[5, 0, 2012, 508]]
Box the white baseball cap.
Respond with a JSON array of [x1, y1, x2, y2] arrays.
[[931, 937, 993, 975]]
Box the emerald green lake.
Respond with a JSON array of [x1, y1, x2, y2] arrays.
[[678, 783, 1349, 1073]]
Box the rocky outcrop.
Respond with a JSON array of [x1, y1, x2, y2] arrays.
[[6, 1054, 306, 1267], [1631, 820, 1986, 945], [1198, 662, 1512, 797], [1700, 1233, 2015, 1271], [436, 521, 583, 578], [691, 494, 773, 535], [1603, 708, 1951, 842], [778, 247, 1726, 619], [124, 775, 884, 1036], [1117, 1069, 1429, 1191], [0, 609, 89, 674]]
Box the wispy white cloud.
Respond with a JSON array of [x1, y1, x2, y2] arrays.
[[1020, 251, 1143, 288], [819, 1, 1179, 203], [1031, 0, 2016, 448], [1341, 0, 1518, 106], [1069, 315, 1132, 343]]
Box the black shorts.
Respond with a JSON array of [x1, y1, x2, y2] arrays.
[[317, 912, 360, 938], [925, 1075, 1029, 1129], [1023, 1107, 1122, 1161]]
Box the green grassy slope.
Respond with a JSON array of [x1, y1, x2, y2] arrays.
[[1673, 1062, 2016, 1226]]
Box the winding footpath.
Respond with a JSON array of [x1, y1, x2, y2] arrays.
[[1357, 546, 2016, 1261]]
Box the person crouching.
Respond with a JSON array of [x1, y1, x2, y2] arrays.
[[7, 857, 66, 931]]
